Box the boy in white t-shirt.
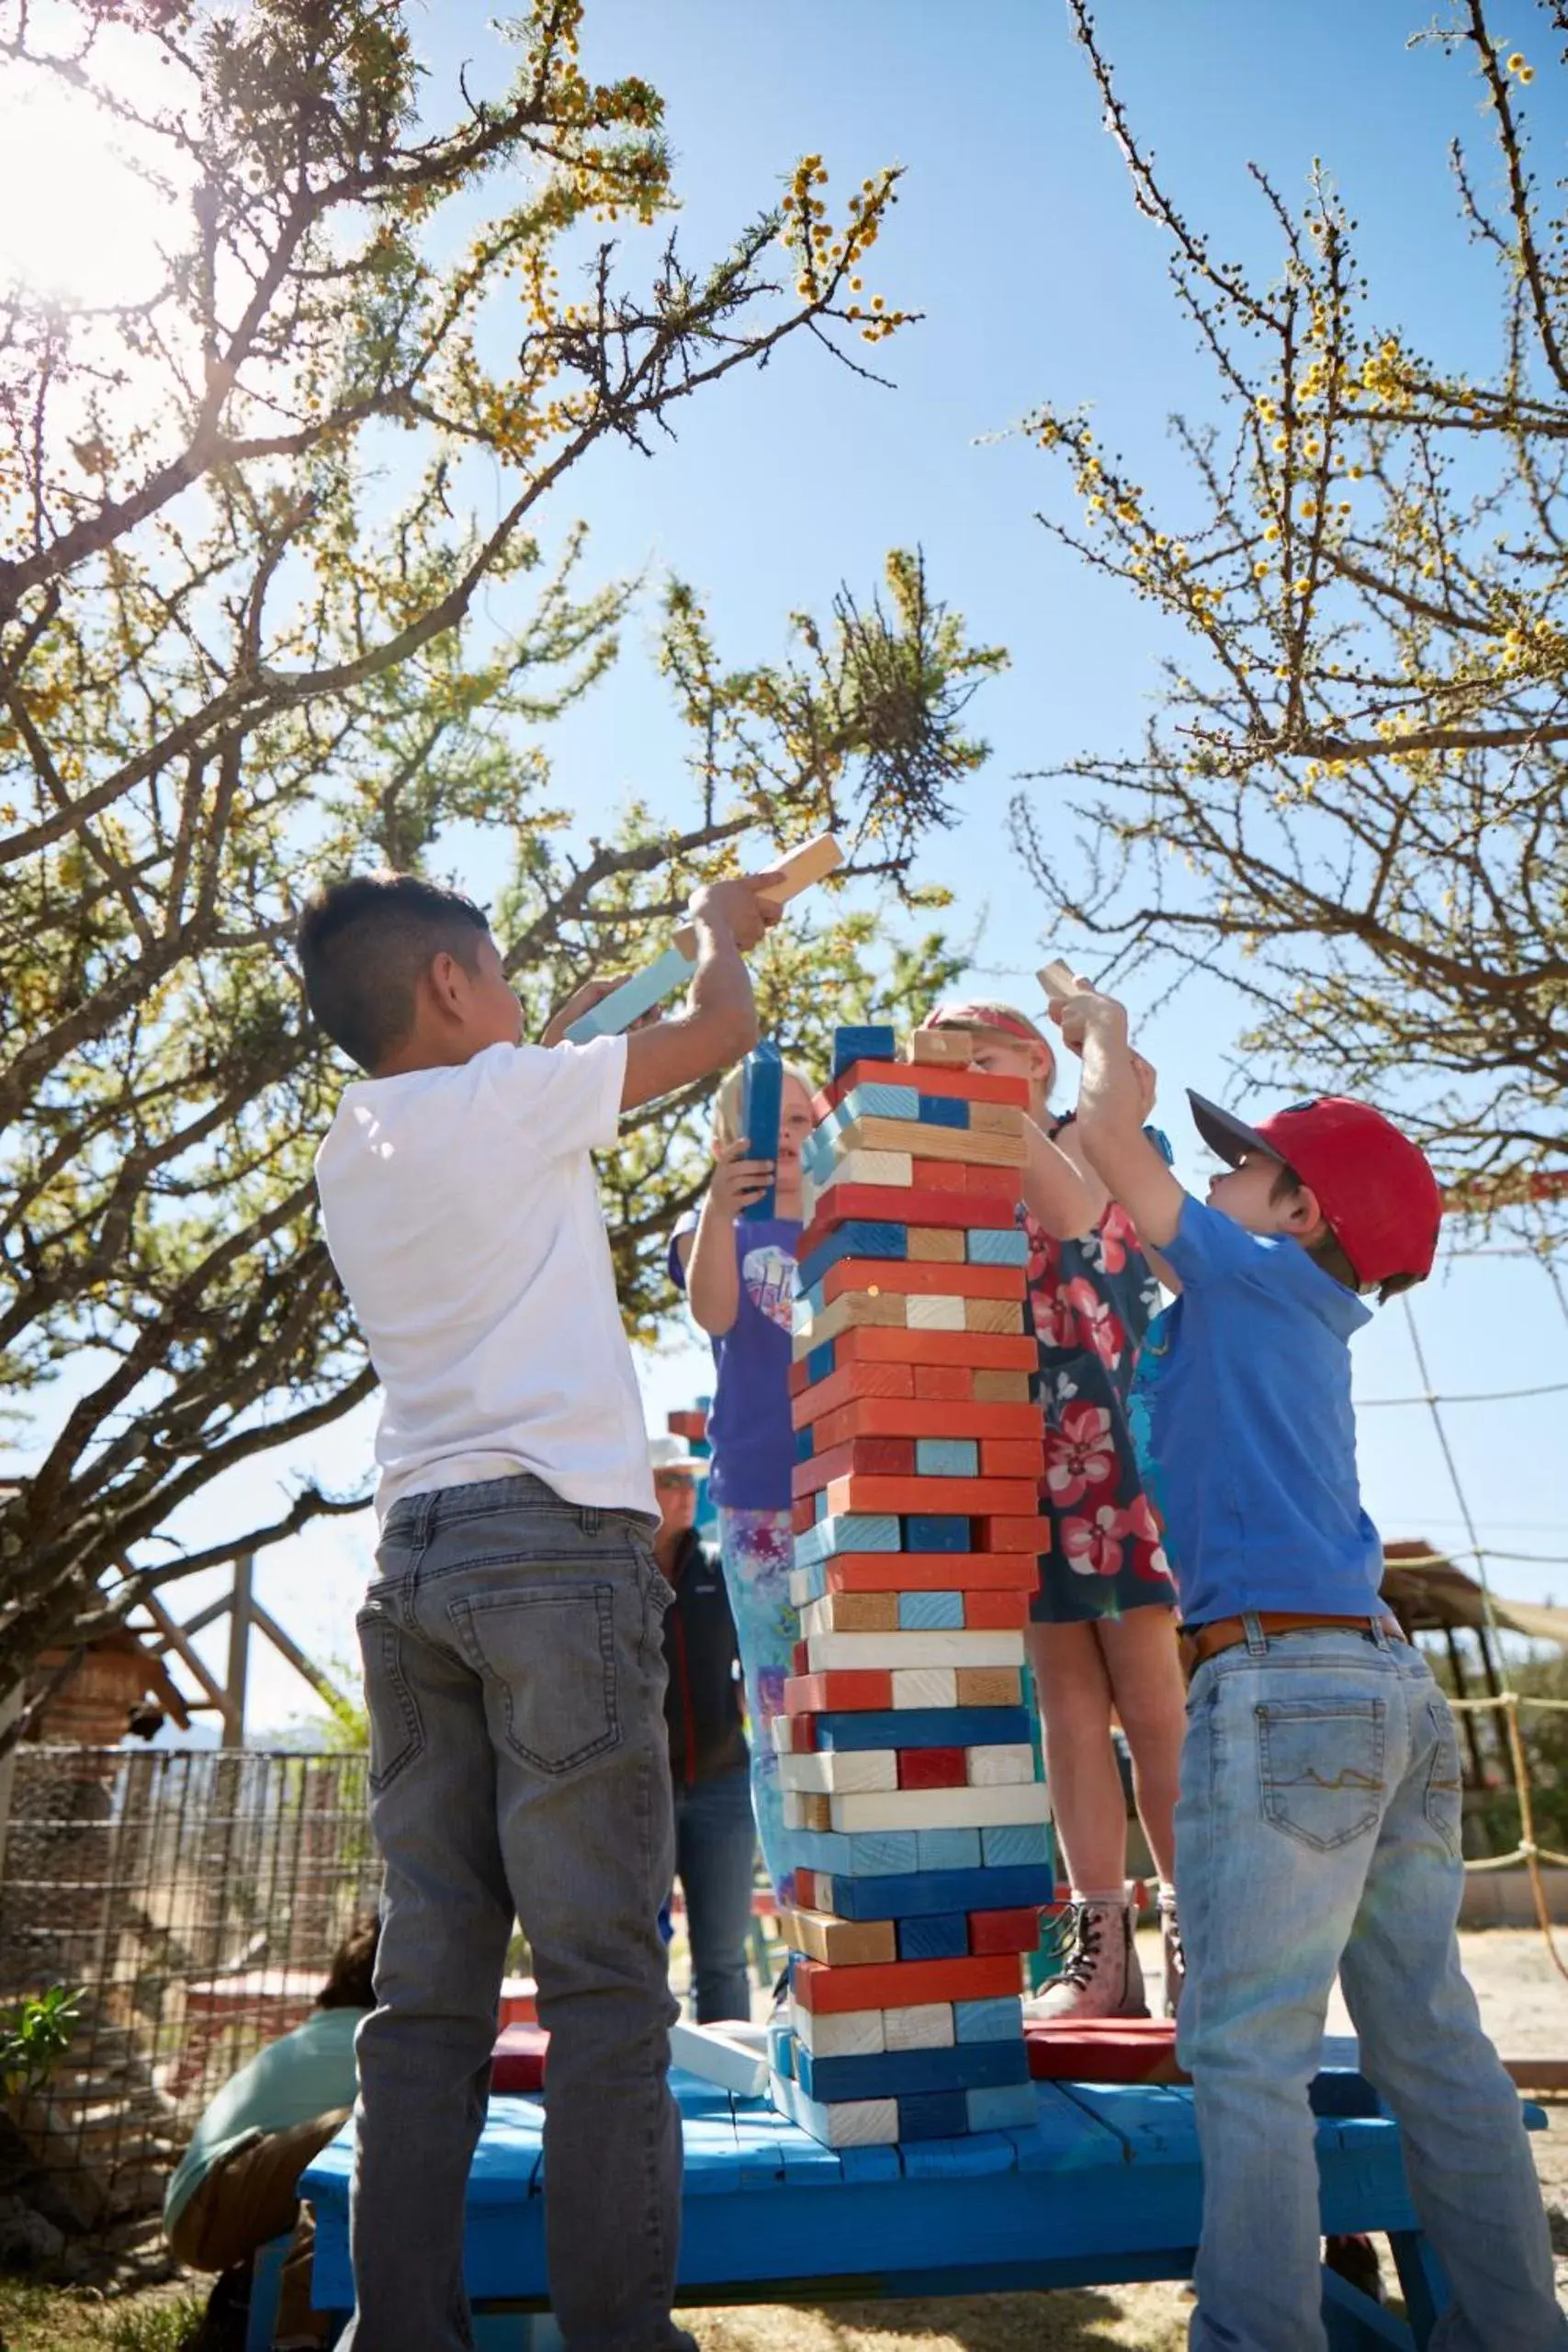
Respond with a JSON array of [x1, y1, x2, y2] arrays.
[[299, 867, 778, 2352]]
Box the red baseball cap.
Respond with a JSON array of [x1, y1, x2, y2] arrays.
[[1187, 1091, 1443, 1288]]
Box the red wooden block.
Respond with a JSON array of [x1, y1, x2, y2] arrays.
[[976, 1515, 1054, 1554], [981, 1438, 1047, 1477], [795, 1867, 821, 1909], [793, 1359, 917, 1431], [784, 1670, 895, 1713], [793, 1437, 916, 1499], [788, 1357, 812, 1399], [964, 1589, 1033, 1629], [897, 1746, 967, 1790], [792, 1639, 810, 1677], [810, 1399, 1044, 1451], [667, 1409, 708, 1440], [909, 1158, 970, 1193], [814, 1060, 1032, 1118], [491, 2021, 549, 2092], [791, 1952, 1022, 2015], [809, 1551, 1040, 1594], [913, 1364, 972, 1401], [968, 1163, 1024, 1199], [792, 1498, 817, 1536], [824, 1474, 1039, 1518], [789, 1713, 819, 1751], [1025, 2018, 1184, 2086], [822, 1259, 1025, 1306], [799, 1185, 1018, 1258], [967, 1906, 1043, 1957], [835, 1327, 1038, 1374]]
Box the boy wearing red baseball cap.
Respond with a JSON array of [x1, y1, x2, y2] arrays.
[[1050, 976, 1563, 2352]]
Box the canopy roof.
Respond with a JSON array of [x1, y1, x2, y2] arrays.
[[1383, 1540, 1568, 1647]]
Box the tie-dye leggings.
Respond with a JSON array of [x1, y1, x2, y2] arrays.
[[715, 1503, 796, 1905]]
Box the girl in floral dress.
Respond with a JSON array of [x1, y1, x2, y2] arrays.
[[670, 1061, 817, 1906], [919, 1002, 1188, 2018]]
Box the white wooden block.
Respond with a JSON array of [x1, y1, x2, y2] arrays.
[[780, 2077, 901, 2147], [828, 1782, 1054, 1834], [813, 1873, 836, 1914], [783, 1791, 809, 1830], [882, 2002, 956, 2052], [893, 1668, 957, 1709], [906, 1293, 966, 1330], [818, 1149, 914, 1192], [792, 2003, 885, 2058], [803, 1630, 1025, 1672], [772, 1714, 798, 1756], [966, 1743, 1038, 1787], [669, 2019, 768, 2096], [778, 1748, 899, 1794]]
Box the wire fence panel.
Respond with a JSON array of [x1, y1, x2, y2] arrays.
[[0, 1746, 380, 2229]]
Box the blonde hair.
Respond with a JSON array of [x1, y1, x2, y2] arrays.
[[713, 1061, 815, 1149]]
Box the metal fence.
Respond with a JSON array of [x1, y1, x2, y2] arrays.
[[0, 1745, 381, 2228]]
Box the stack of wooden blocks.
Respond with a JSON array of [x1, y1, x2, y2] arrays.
[[767, 1022, 1053, 2149]]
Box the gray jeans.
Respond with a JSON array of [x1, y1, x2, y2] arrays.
[[341, 1475, 684, 2352]]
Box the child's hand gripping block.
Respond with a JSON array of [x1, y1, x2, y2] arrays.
[[740, 1040, 784, 1223], [564, 833, 844, 1043]]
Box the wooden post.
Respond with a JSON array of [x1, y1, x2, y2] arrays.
[[0, 1679, 20, 1899], [223, 1553, 254, 1749], [1442, 1626, 1487, 1787]]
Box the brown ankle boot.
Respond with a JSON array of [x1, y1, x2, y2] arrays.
[[1027, 1898, 1149, 2020]]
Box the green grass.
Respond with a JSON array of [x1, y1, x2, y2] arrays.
[[0, 2278, 205, 2352]]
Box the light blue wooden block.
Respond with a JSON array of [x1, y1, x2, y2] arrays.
[[916, 1438, 979, 1477], [967, 2083, 1038, 2132], [897, 1589, 964, 1630], [966, 1226, 1030, 1266], [916, 1828, 982, 1870], [955, 1997, 1024, 2044], [790, 1828, 920, 1876], [563, 944, 694, 1040], [853, 1082, 920, 1120], [814, 1488, 829, 1522], [793, 1515, 900, 1567], [982, 1823, 1053, 1867]]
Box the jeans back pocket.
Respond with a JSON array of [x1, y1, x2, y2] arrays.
[[451, 1585, 620, 1774], [1256, 1698, 1386, 1851], [1422, 1696, 1464, 1857], [355, 1611, 426, 1794]]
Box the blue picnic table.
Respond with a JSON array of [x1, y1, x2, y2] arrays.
[[299, 2046, 1547, 2351]]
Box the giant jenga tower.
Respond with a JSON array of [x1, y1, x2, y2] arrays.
[[767, 1022, 1052, 2148]]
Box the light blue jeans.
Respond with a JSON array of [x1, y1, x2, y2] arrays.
[[1176, 1623, 1563, 2352]]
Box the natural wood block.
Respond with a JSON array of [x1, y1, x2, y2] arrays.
[[792, 1290, 907, 1358], [964, 1299, 1026, 1335], [797, 1589, 900, 1635], [966, 1743, 1038, 1787], [970, 1102, 1025, 1136], [824, 1259, 1024, 1306], [838, 1114, 1028, 1169], [897, 1746, 967, 1791], [908, 1227, 965, 1263], [892, 1668, 958, 1709], [981, 1439, 1046, 1477], [956, 1667, 1023, 1707], [803, 1629, 1025, 1672], [910, 1029, 975, 1066], [783, 1908, 897, 1968], [882, 2001, 957, 2050], [790, 1952, 1023, 2015], [904, 1295, 966, 1331], [826, 1783, 1050, 1834], [778, 1745, 898, 1792], [792, 2002, 885, 2058], [822, 1473, 1039, 1517], [974, 1370, 1033, 1405], [784, 1791, 833, 1832]]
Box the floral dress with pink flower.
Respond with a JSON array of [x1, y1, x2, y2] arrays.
[[1023, 1173, 1177, 1624]]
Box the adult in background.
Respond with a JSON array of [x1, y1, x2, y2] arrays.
[[165, 1917, 379, 2351], [650, 1433, 757, 2023]]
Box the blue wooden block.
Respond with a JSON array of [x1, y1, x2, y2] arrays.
[[795, 2037, 1030, 2107], [897, 1912, 969, 1962], [833, 1024, 897, 1077], [853, 1081, 921, 1120], [808, 1861, 1054, 1923], [795, 1426, 815, 1463], [740, 1040, 784, 1221], [955, 1997, 1026, 2044], [917, 1829, 982, 1871], [801, 1127, 837, 1182], [806, 1339, 836, 1385], [815, 1488, 829, 1522], [769, 2020, 795, 2080], [898, 2090, 971, 2142], [916, 1439, 979, 1478], [795, 1221, 909, 1292], [966, 2083, 1039, 2132], [917, 1094, 970, 1128], [811, 1706, 1035, 1751], [904, 1515, 971, 1552], [788, 1830, 921, 1879], [982, 1823, 1053, 1867], [793, 1515, 901, 1568], [966, 1226, 1031, 1266], [897, 1589, 964, 1631], [795, 1274, 827, 1320]]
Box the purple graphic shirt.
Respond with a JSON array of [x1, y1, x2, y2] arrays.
[[669, 1214, 800, 1510]]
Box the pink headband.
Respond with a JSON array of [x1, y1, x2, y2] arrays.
[[927, 1001, 1047, 1046]]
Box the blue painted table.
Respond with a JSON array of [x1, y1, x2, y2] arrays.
[[301, 2054, 1544, 2350]]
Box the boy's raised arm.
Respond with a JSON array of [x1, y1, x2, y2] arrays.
[[1053, 981, 1188, 1251], [618, 877, 777, 1111]]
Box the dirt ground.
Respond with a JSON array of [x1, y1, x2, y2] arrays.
[[3, 1928, 1564, 2351]]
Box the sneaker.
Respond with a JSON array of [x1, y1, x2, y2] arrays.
[[1026, 1899, 1149, 2020], [1158, 1891, 1186, 2021]]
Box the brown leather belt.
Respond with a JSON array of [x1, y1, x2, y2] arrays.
[[1179, 1611, 1402, 1680]]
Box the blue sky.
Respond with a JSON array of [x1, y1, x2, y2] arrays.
[[55, 0, 1568, 1729]]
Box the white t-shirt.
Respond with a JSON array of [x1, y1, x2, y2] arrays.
[[314, 1035, 655, 1523]]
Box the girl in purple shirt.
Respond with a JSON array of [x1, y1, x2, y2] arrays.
[[670, 1062, 815, 1902]]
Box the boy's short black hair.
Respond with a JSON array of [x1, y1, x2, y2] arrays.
[[297, 872, 490, 1072]]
